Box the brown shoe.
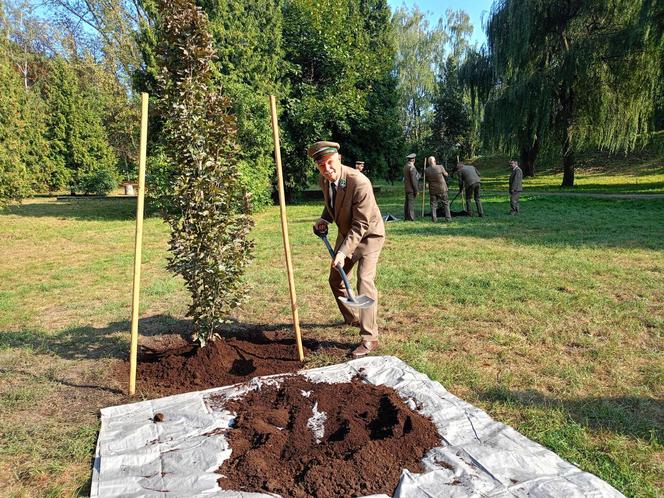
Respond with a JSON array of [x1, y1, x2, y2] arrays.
[[351, 341, 379, 358]]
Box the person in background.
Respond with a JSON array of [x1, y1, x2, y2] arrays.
[[403, 153, 418, 221], [508, 159, 523, 215], [455, 162, 484, 217], [355, 161, 365, 173], [425, 156, 451, 222]]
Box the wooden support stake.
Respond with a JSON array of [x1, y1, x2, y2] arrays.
[[129, 92, 149, 395], [268, 95, 304, 362]]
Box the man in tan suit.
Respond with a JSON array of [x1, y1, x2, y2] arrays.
[[309, 141, 386, 357], [403, 153, 418, 220], [425, 156, 451, 222]]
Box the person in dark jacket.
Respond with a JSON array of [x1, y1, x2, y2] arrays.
[[455, 163, 484, 217], [508, 159, 523, 215], [403, 153, 418, 221], [425, 156, 451, 222]]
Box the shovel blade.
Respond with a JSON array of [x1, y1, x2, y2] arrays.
[[338, 295, 374, 309]]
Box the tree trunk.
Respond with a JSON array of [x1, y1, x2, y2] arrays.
[[519, 134, 541, 177], [562, 147, 574, 187], [559, 86, 575, 187]]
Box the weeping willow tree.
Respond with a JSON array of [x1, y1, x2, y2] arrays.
[[463, 0, 663, 184]]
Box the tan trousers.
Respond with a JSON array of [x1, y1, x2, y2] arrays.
[[328, 249, 381, 341]]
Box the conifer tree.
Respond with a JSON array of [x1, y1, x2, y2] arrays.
[[42, 58, 118, 194], [431, 57, 473, 161], [0, 40, 61, 203]]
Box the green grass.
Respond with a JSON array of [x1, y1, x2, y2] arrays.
[[1, 185, 663, 496], [467, 133, 664, 194]]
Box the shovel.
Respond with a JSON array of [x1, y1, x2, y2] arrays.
[[314, 227, 375, 309]]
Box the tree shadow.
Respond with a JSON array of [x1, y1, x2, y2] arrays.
[[479, 387, 663, 443], [0, 314, 352, 361], [521, 181, 664, 193], [0, 366, 124, 395], [3, 198, 155, 222], [392, 196, 664, 250]]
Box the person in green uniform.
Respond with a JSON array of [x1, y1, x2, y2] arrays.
[[403, 153, 418, 221], [456, 162, 484, 217], [425, 156, 451, 222], [508, 159, 523, 215]]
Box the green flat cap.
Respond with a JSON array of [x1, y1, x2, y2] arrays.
[[307, 141, 340, 160], [406, 153, 416, 159]]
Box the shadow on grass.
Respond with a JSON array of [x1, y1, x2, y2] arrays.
[[0, 314, 352, 361], [4, 198, 155, 221], [480, 386, 663, 443], [390, 196, 664, 250], [512, 181, 664, 194]]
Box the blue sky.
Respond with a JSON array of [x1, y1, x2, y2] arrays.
[[387, 0, 494, 47]]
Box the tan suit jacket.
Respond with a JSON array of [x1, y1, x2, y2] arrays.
[[403, 162, 419, 194], [319, 165, 385, 258], [425, 164, 448, 194]]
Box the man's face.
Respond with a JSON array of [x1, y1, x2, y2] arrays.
[[316, 152, 341, 182], [510, 161, 517, 169], [356, 164, 364, 172]]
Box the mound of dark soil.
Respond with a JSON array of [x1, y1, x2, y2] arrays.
[[216, 376, 441, 498], [115, 330, 348, 396]]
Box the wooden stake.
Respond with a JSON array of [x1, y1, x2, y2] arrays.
[[129, 92, 149, 396], [268, 95, 304, 362]]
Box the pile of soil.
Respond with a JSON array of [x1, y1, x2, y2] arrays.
[[116, 330, 348, 396], [216, 375, 441, 497]]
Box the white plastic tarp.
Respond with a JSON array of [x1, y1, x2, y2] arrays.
[[91, 356, 624, 498]]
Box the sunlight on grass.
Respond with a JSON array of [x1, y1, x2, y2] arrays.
[[0, 184, 663, 496]]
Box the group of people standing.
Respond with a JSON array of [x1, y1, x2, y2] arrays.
[[404, 153, 524, 221]]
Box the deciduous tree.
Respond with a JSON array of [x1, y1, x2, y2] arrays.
[[393, 6, 446, 153], [155, 0, 253, 345]]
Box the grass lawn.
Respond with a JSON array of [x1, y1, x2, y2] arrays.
[[0, 181, 663, 496], [467, 133, 664, 194]]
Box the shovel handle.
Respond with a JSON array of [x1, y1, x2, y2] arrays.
[[317, 233, 357, 303], [320, 233, 336, 259], [335, 263, 357, 302]]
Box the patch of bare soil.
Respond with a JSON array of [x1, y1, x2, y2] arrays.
[[114, 330, 349, 396], [215, 376, 441, 498]]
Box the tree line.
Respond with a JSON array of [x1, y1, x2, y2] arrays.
[[1, 0, 662, 208]]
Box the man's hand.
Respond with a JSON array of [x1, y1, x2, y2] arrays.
[[332, 251, 346, 269], [313, 218, 329, 236]]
